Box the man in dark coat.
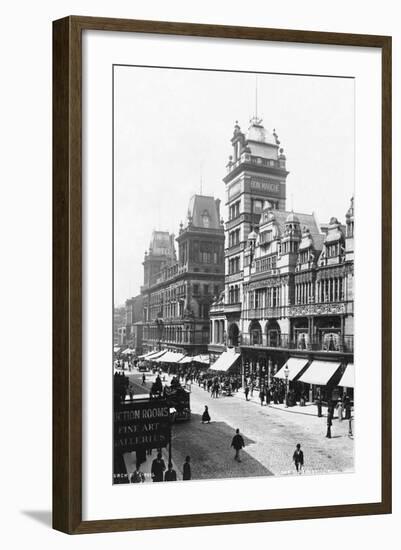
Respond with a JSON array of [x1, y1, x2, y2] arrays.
[[183, 455, 191, 480], [231, 428, 245, 462], [164, 462, 177, 481], [292, 443, 304, 474], [151, 452, 166, 482], [326, 410, 333, 438]]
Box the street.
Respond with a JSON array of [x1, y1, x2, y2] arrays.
[[122, 369, 354, 481]]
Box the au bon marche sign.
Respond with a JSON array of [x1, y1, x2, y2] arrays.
[[114, 399, 171, 453]]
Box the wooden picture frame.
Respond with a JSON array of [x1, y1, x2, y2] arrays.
[[53, 15, 392, 534]]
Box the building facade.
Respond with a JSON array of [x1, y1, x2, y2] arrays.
[[141, 195, 225, 355], [125, 294, 144, 353], [209, 117, 354, 395]]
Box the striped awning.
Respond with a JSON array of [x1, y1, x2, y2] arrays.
[[209, 350, 240, 372], [298, 361, 341, 385], [338, 363, 354, 388]]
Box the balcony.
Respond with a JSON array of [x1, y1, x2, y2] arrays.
[[244, 306, 284, 320], [288, 301, 353, 317], [226, 271, 243, 284], [240, 333, 353, 353], [224, 302, 242, 314]]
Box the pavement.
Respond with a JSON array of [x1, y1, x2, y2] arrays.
[[118, 369, 354, 482]]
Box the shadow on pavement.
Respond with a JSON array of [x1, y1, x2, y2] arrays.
[[171, 413, 273, 480]]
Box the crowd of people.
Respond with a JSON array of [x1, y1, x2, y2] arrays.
[[129, 450, 192, 483]]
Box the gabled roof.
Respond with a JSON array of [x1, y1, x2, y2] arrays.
[[260, 209, 324, 251]]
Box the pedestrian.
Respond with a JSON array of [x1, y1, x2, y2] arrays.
[[348, 415, 354, 438], [151, 452, 166, 482], [183, 455, 191, 480], [164, 462, 177, 481], [292, 443, 304, 474], [250, 381, 254, 397], [316, 390, 323, 417], [231, 428, 245, 462], [265, 387, 271, 405], [142, 373, 146, 385], [202, 405, 211, 424], [244, 385, 250, 401], [344, 395, 351, 419], [337, 399, 343, 421], [259, 387, 265, 406], [131, 463, 145, 483], [326, 410, 333, 438]]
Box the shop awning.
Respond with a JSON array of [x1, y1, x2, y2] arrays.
[[338, 363, 355, 388], [192, 354, 210, 365], [113, 347, 120, 353], [178, 356, 193, 364], [121, 348, 134, 355], [209, 350, 240, 372], [154, 351, 185, 363], [274, 358, 309, 381], [138, 350, 158, 360], [147, 350, 168, 360], [298, 360, 341, 386]]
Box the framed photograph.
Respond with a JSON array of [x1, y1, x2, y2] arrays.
[[53, 16, 392, 534]]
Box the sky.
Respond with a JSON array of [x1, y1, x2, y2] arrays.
[[114, 65, 354, 305]]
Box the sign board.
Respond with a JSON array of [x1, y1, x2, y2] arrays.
[[114, 399, 170, 453], [250, 178, 280, 195]]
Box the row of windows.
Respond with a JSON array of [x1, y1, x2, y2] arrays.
[[228, 256, 240, 274], [228, 228, 240, 247], [192, 284, 220, 296], [149, 283, 187, 306], [144, 326, 209, 344], [248, 287, 280, 309], [255, 255, 276, 273], [228, 285, 240, 304], [326, 243, 342, 258], [229, 201, 240, 220]]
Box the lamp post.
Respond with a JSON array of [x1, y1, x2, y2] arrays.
[[168, 407, 177, 465], [284, 364, 290, 407]]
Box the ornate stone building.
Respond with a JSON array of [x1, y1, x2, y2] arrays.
[[209, 117, 354, 395], [141, 195, 225, 355]]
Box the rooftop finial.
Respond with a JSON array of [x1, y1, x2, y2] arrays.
[[255, 75, 258, 120], [250, 75, 262, 126]]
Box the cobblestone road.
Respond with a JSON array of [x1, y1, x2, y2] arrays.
[[122, 370, 354, 481]]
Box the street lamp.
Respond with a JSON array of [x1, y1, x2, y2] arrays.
[[284, 364, 290, 407]]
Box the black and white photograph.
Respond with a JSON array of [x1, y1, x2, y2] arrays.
[[113, 65, 355, 485]]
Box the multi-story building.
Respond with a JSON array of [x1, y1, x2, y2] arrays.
[[125, 294, 144, 352], [141, 195, 225, 355], [114, 305, 127, 346], [209, 117, 354, 398]]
